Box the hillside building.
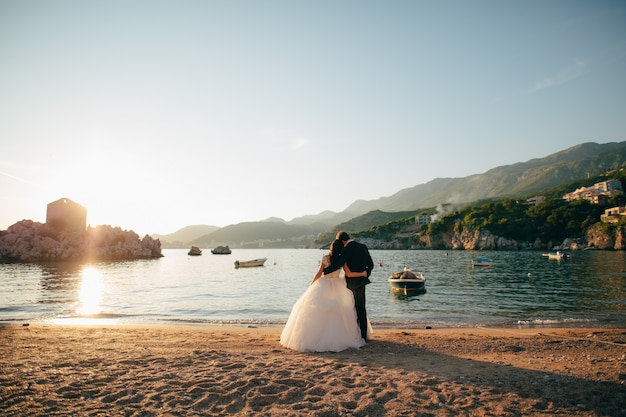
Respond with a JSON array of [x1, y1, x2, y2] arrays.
[[526, 196, 546, 206], [414, 215, 433, 225], [562, 179, 623, 204], [46, 197, 87, 232], [601, 206, 626, 223]]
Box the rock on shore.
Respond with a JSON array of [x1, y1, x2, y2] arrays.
[[0, 220, 163, 263]]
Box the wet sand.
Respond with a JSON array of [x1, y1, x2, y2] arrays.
[[1, 324, 625, 416]]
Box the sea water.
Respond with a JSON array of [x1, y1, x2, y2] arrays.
[[1, 249, 625, 328]]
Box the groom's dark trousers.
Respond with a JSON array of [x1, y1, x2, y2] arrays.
[[346, 277, 369, 339]]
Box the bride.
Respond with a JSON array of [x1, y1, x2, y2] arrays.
[[280, 239, 372, 352]]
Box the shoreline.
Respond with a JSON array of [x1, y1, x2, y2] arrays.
[[7, 317, 626, 331], [2, 324, 625, 416]]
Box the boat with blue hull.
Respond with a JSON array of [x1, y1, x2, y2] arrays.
[[472, 257, 493, 267]]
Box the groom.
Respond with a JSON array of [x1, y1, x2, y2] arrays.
[[323, 231, 374, 340]]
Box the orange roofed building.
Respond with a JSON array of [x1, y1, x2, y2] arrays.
[[46, 197, 87, 232]]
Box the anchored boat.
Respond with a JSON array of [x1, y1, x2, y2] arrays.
[[234, 258, 267, 268], [388, 268, 426, 295]]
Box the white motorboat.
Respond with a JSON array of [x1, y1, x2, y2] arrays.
[[234, 257, 267, 268]]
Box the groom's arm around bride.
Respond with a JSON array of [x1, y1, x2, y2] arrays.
[[323, 231, 373, 281]]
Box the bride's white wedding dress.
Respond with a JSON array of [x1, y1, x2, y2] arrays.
[[280, 256, 371, 352]]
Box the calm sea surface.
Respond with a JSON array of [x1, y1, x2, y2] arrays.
[[1, 249, 625, 329]]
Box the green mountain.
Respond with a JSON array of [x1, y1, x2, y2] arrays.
[[352, 168, 626, 249], [315, 209, 433, 246], [152, 225, 220, 247], [156, 141, 626, 248], [190, 219, 328, 249], [341, 141, 626, 216]]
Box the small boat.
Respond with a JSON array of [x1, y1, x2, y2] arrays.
[[388, 268, 426, 295], [211, 245, 232, 254], [542, 251, 568, 260], [188, 246, 202, 256], [472, 257, 493, 267], [234, 257, 267, 268]]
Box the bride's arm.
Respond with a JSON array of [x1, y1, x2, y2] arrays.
[[310, 256, 329, 285], [310, 263, 324, 285]]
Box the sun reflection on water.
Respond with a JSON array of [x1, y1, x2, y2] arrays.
[[77, 267, 104, 316]]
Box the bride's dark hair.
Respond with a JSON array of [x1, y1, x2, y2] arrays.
[[329, 239, 343, 261]]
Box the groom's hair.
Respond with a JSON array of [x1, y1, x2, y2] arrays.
[[336, 231, 350, 242]]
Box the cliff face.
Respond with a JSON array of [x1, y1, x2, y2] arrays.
[[360, 224, 625, 251], [448, 229, 523, 251], [0, 220, 163, 263], [585, 223, 626, 250], [617, 227, 626, 250]]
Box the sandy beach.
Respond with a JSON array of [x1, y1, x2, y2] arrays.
[[1, 324, 625, 416]]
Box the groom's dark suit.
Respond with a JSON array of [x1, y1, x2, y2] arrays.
[[323, 240, 374, 339]]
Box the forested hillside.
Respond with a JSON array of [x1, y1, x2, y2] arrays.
[[347, 170, 626, 250]]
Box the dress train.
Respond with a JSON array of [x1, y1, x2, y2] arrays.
[[280, 269, 372, 352]]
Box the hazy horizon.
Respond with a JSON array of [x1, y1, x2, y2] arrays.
[[2, 1, 625, 235]]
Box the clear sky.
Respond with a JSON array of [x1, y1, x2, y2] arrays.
[[1, 1, 625, 235]]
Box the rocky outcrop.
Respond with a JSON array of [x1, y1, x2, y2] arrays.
[[0, 220, 163, 263], [410, 228, 528, 250], [357, 238, 407, 250], [585, 223, 626, 250], [448, 229, 522, 250], [585, 224, 614, 249], [615, 227, 626, 250], [362, 224, 625, 251]]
